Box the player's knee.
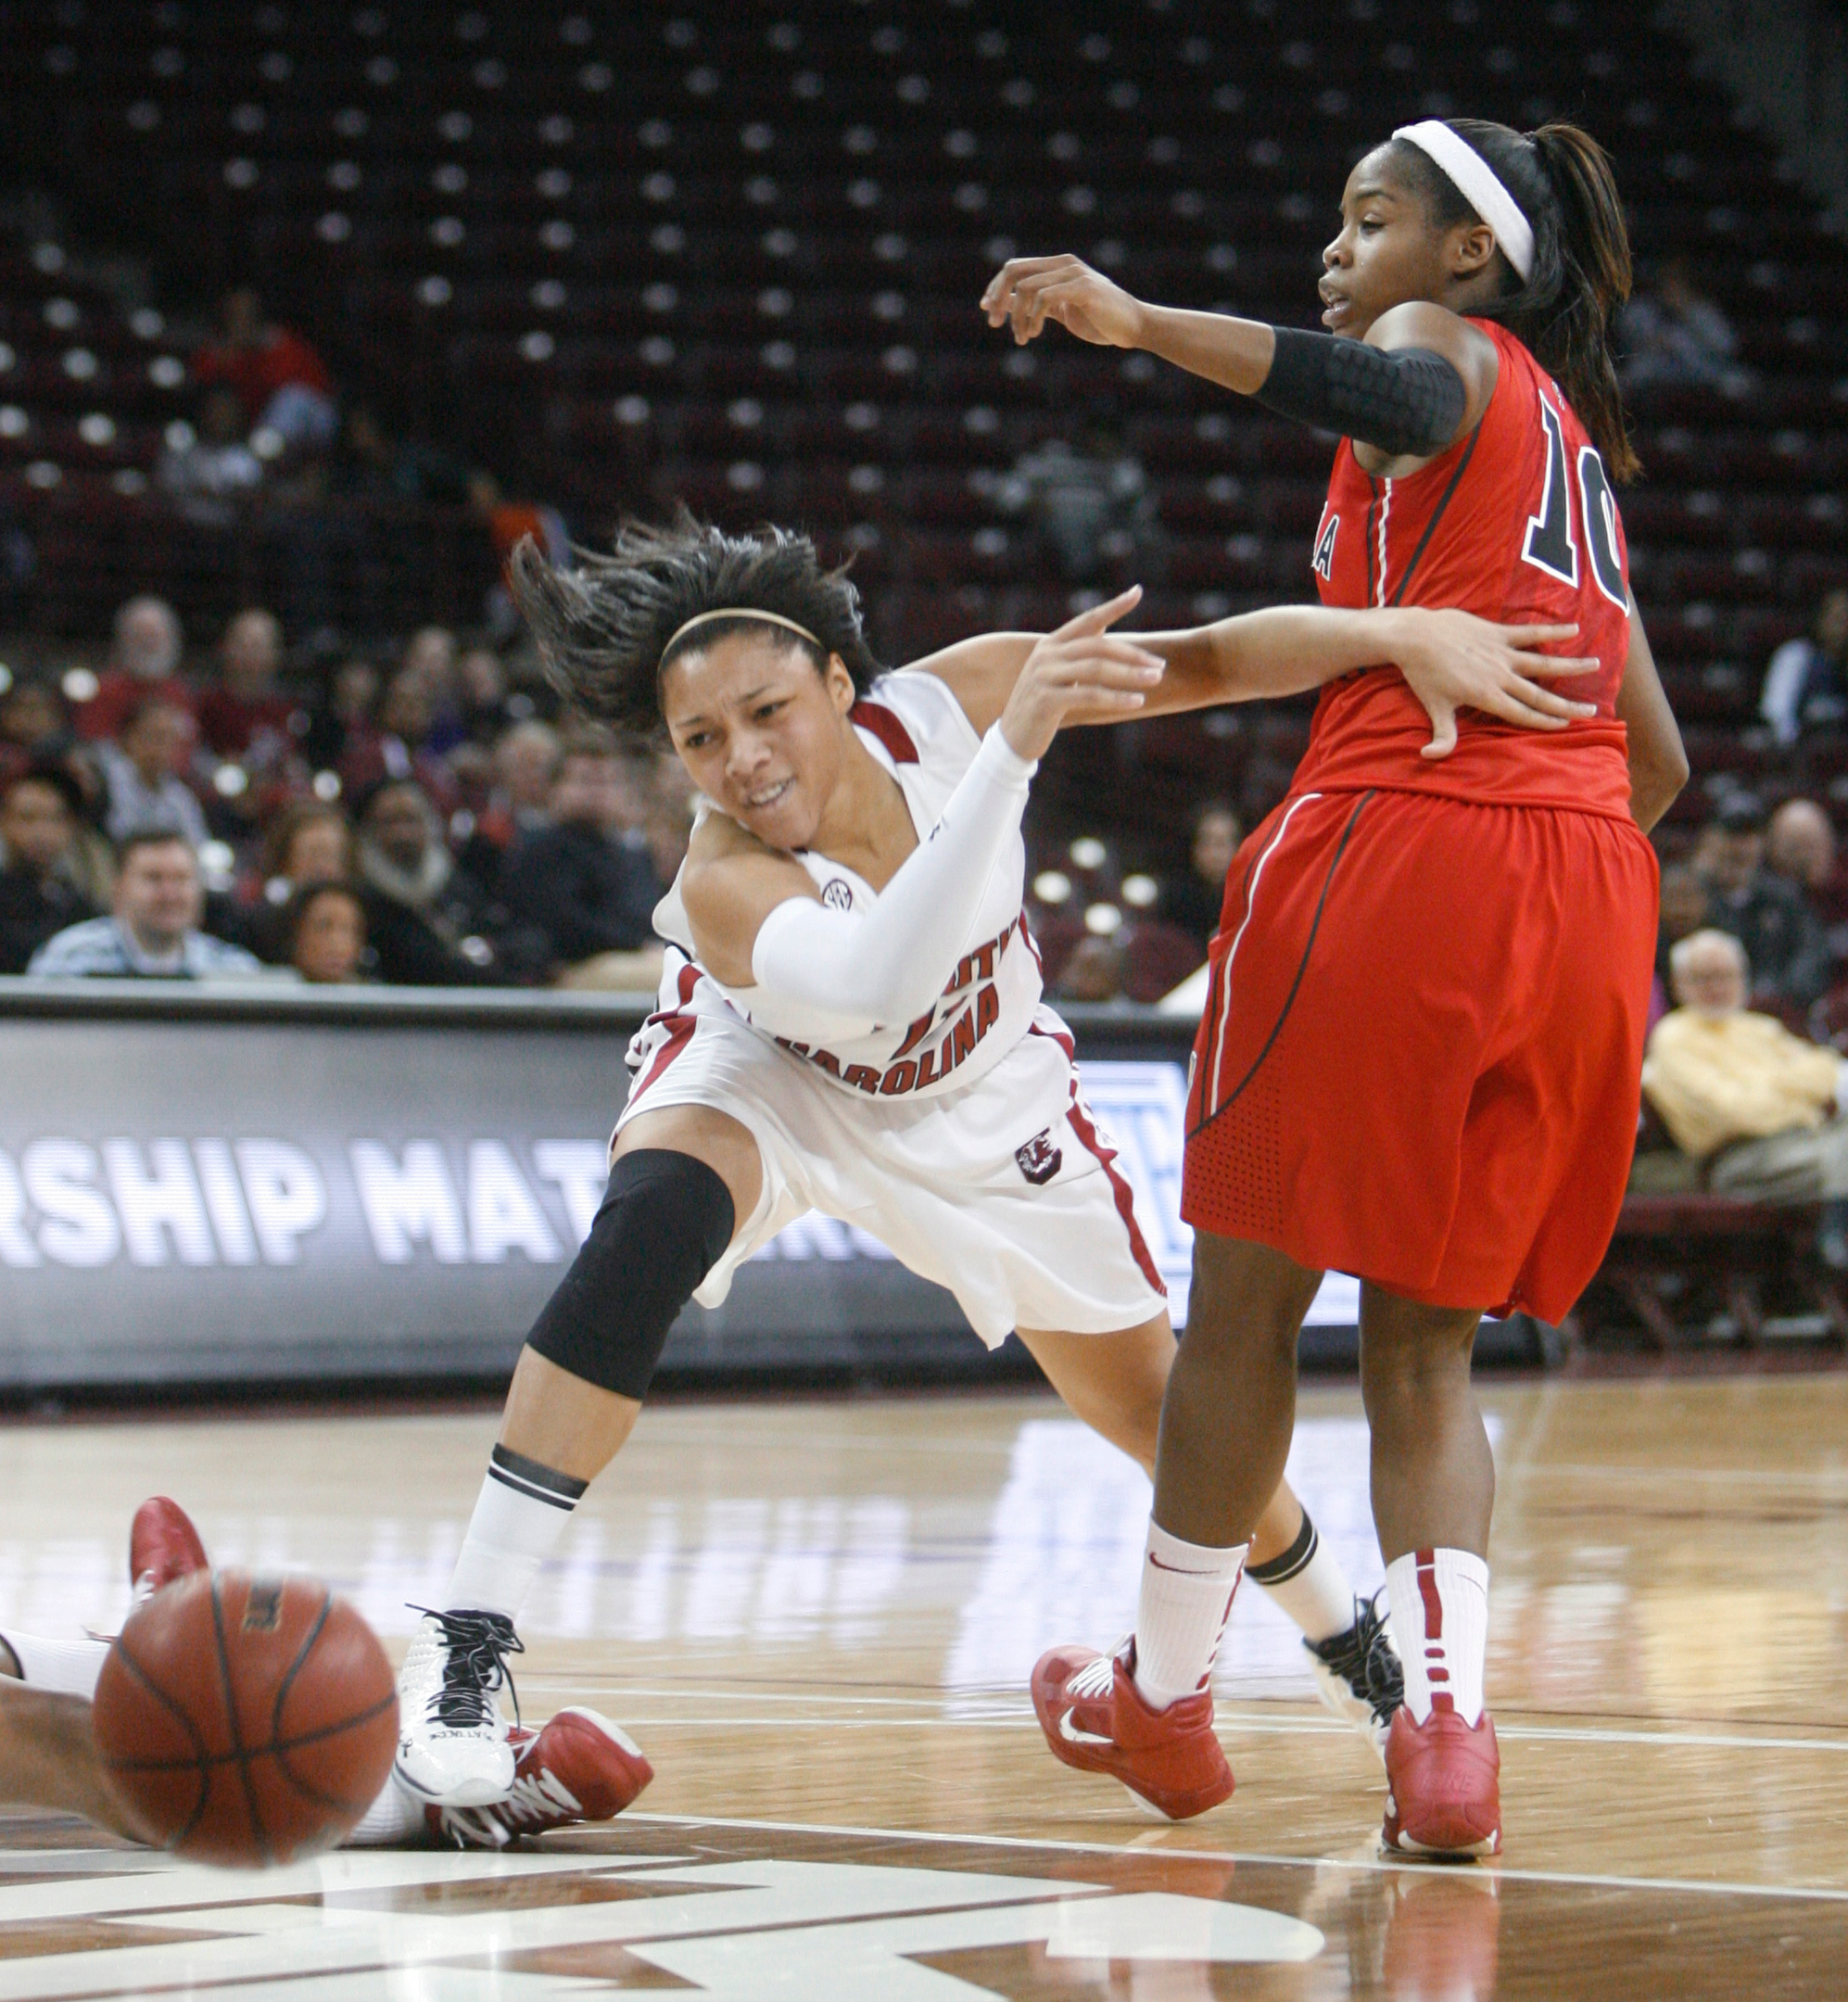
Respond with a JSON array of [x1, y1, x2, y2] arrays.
[[524, 1149, 736, 1400]]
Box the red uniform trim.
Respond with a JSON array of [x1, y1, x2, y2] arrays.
[[629, 1013, 698, 1102], [849, 699, 919, 765], [1032, 1023, 1167, 1299]]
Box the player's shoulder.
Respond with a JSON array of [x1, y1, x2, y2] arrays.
[[854, 666, 981, 762]]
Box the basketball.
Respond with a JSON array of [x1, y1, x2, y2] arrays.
[[92, 1571, 398, 1869]]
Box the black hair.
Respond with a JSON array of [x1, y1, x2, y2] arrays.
[[509, 511, 882, 737], [282, 878, 367, 956], [1384, 120, 1639, 483], [3, 759, 83, 818]]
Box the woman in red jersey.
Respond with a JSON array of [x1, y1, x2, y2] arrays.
[[986, 119, 1687, 1851]]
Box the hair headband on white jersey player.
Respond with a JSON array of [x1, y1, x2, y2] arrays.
[[662, 607, 823, 662], [1393, 121, 1536, 284]]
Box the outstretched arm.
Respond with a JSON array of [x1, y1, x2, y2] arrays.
[[979, 257, 1496, 472], [1615, 593, 1688, 833], [921, 604, 1601, 760]]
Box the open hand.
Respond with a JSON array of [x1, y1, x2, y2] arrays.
[[981, 255, 1146, 348], [999, 587, 1163, 761], [1387, 611, 1601, 759]]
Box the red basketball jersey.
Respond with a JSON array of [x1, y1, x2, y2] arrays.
[[1297, 319, 1633, 816]]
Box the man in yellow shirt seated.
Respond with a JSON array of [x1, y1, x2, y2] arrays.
[[1642, 928, 1848, 1264]]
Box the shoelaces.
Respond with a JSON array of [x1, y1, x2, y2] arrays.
[[408, 1606, 525, 1730]]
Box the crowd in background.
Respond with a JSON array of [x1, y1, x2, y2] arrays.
[[0, 591, 689, 989]]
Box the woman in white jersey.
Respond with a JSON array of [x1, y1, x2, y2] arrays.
[[392, 516, 1602, 1809]]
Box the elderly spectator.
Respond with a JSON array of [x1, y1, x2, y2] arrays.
[[1620, 256, 1753, 398], [96, 699, 209, 850], [355, 780, 504, 985], [1161, 801, 1242, 950], [193, 287, 337, 450], [283, 881, 369, 984], [1692, 795, 1832, 1008], [1644, 929, 1848, 1263], [28, 830, 259, 980], [1760, 590, 1848, 746], [499, 731, 661, 977], [76, 597, 190, 742], [0, 768, 95, 973], [196, 609, 295, 763]]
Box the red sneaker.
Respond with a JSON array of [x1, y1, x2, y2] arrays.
[[127, 1497, 209, 1599], [1382, 1705, 1501, 1857], [427, 1706, 653, 1848], [1031, 1642, 1233, 1822]]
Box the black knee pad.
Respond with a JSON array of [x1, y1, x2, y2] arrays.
[[525, 1148, 735, 1400]]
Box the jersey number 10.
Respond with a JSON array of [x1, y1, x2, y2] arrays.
[[1523, 397, 1627, 610]]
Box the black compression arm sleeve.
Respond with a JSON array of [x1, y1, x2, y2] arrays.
[[1255, 326, 1467, 458]]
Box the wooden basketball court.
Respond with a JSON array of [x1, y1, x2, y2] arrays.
[[0, 1371, 1842, 1998]]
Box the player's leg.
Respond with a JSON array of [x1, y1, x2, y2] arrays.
[[1017, 1315, 1393, 1731], [397, 1102, 760, 1806], [1029, 1232, 1325, 1817], [0, 1680, 142, 1840], [1360, 1283, 1500, 1857]]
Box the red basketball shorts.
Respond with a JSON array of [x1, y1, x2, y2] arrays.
[[1183, 787, 1659, 1324]]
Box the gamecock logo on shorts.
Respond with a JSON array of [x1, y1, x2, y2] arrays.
[[1015, 1128, 1063, 1185]]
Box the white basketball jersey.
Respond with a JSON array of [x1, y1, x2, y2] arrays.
[[652, 668, 1042, 1101]]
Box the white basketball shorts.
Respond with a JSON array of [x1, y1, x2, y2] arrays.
[[615, 962, 1169, 1349]]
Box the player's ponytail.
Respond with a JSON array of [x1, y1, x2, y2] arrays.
[[510, 511, 882, 736], [1388, 118, 1639, 483]]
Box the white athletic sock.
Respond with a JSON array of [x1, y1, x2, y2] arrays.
[[1245, 1509, 1356, 1645], [0, 1630, 110, 1698], [1131, 1519, 1247, 1712], [344, 1770, 431, 1847], [444, 1444, 587, 1620], [1386, 1547, 1489, 1726]]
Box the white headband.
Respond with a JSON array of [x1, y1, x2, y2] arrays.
[[661, 606, 822, 660], [1392, 120, 1535, 284]]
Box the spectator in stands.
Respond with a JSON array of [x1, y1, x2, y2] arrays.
[[337, 666, 457, 815], [196, 609, 294, 762], [77, 597, 189, 742], [462, 719, 563, 881], [27, 830, 259, 980], [457, 646, 515, 747], [0, 678, 71, 788], [157, 388, 263, 519], [996, 423, 1158, 583], [645, 751, 699, 888], [283, 881, 369, 985], [96, 699, 208, 850], [354, 779, 503, 986], [1643, 929, 1848, 1265], [330, 405, 470, 505], [1693, 794, 1832, 1007], [499, 730, 661, 979], [301, 656, 378, 773], [194, 287, 337, 451], [240, 801, 354, 960], [0, 767, 95, 974], [1760, 589, 1848, 745], [1161, 801, 1242, 950], [1652, 863, 1713, 1024], [469, 474, 570, 636], [1620, 256, 1753, 399], [1053, 931, 1130, 1006]]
